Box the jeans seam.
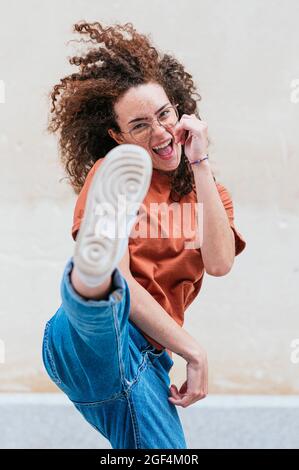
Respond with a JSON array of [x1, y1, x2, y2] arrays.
[[124, 351, 150, 393], [42, 321, 62, 385], [126, 394, 141, 448], [73, 394, 141, 448], [112, 302, 127, 390], [71, 394, 126, 406]]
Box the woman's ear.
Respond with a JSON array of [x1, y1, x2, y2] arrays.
[[108, 128, 125, 145]]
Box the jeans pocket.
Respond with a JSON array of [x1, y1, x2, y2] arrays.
[[146, 347, 168, 369], [147, 348, 166, 358], [148, 348, 174, 376]]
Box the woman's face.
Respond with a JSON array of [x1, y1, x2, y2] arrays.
[[108, 82, 182, 172]]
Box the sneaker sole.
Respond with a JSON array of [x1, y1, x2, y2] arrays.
[[73, 144, 153, 286]]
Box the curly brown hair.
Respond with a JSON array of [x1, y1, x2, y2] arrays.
[[47, 20, 214, 200]]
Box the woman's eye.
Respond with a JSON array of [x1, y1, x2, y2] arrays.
[[133, 123, 146, 130]]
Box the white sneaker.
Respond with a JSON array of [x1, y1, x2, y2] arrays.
[[73, 144, 152, 287]]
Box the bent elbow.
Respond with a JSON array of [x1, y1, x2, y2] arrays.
[[205, 262, 234, 277]]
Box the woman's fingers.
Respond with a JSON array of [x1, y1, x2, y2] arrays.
[[173, 121, 188, 145], [169, 384, 181, 399], [169, 391, 206, 408], [173, 128, 184, 145], [168, 382, 187, 403], [169, 381, 205, 407], [179, 381, 188, 395], [168, 350, 208, 408]]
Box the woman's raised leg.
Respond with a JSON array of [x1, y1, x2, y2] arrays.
[[42, 144, 152, 404]]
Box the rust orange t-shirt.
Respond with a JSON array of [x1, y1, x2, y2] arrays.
[[71, 157, 246, 354]]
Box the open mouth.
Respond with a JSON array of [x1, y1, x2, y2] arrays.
[[152, 138, 174, 157]]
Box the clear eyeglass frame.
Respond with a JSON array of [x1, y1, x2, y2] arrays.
[[119, 103, 180, 144]]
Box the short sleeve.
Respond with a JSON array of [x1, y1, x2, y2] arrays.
[[215, 182, 246, 256], [71, 159, 104, 241]]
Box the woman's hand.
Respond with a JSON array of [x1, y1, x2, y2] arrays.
[[168, 347, 208, 408], [173, 114, 209, 163]]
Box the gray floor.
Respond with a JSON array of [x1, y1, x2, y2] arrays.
[[1, 394, 298, 449]]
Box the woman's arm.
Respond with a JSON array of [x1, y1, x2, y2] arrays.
[[192, 159, 235, 276], [118, 248, 202, 363], [173, 115, 235, 275], [118, 248, 208, 408]]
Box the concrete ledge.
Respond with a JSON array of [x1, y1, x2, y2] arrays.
[[0, 394, 298, 449]]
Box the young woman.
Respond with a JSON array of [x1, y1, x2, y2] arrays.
[[42, 21, 246, 449]]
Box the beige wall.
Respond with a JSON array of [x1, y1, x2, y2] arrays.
[[0, 0, 298, 393]]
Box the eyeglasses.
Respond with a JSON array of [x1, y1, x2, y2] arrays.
[[119, 103, 179, 144]]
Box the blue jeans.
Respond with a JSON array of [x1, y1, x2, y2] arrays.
[[42, 257, 187, 449]]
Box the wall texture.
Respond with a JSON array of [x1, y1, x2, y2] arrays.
[[0, 0, 298, 394]]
